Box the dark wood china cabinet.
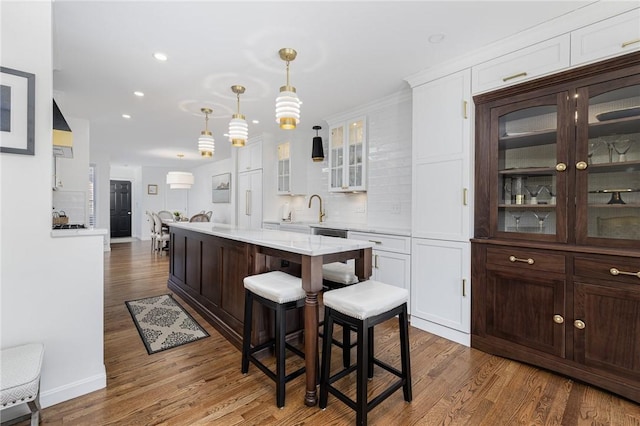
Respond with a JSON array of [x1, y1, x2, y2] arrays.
[[472, 52, 640, 403]]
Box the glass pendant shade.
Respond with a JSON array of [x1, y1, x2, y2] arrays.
[[198, 131, 215, 157], [229, 114, 248, 147], [276, 87, 301, 130], [198, 107, 215, 157], [166, 171, 194, 189]]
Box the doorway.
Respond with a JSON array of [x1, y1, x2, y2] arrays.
[[110, 180, 132, 238]]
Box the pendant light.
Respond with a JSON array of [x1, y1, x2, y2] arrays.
[[275, 48, 301, 130], [312, 125, 324, 162], [198, 107, 215, 157], [166, 154, 194, 189], [229, 85, 248, 147]]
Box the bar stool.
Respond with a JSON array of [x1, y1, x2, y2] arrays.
[[1, 343, 45, 426], [319, 280, 412, 426], [241, 271, 306, 408]]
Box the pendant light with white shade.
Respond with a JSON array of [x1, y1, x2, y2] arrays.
[[198, 107, 215, 157], [275, 48, 301, 130], [166, 154, 194, 189], [229, 85, 248, 147]]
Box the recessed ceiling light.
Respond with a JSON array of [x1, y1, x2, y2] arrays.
[[153, 52, 168, 62], [252, 120, 259, 124], [134, 91, 144, 97], [428, 34, 445, 44], [122, 114, 131, 119]]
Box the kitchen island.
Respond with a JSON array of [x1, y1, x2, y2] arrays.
[[166, 222, 373, 406]]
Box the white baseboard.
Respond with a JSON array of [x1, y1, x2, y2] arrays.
[[410, 316, 470, 347], [40, 368, 107, 408]]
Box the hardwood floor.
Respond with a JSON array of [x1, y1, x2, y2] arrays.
[[29, 241, 640, 425]]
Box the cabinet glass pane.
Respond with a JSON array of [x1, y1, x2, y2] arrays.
[[497, 105, 558, 235], [585, 83, 640, 241]]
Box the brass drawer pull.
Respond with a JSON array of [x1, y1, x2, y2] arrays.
[[368, 240, 382, 245], [610, 268, 640, 279], [502, 72, 527, 82], [509, 255, 534, 265], [553, 315, 564, 324], [574, 319, 586, 330], [622, 38, 640, 48]]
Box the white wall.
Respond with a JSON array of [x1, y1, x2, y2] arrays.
[[188, 157, 235, 224], [0, 0, 105, 418]]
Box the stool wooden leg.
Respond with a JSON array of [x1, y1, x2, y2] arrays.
[[241, 290, 253, 374], [342, 324, 351, 368], [399, 304, 412, 402], [319, 308, 334, 409], [367, 327, 374, 379], [356, 319, 368, 426], [275, 304, 286, 408], [27, 389, 40, 426]]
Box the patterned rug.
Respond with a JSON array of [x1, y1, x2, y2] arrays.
[[125, 294, 209, 354]]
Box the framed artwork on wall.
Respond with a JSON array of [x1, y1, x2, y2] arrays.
[[148, 184, 158, 195], [212, 173, 231, 203], [0, 66, 36, 155]]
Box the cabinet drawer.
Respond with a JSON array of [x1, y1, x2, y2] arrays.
[[348, 231, 410, 254], [574, 255, 640, 286], [571, 9, 640, 66], [486, 247, 565, 274], [472, 34, 570, 94]]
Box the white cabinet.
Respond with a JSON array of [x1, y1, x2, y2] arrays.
[[348, 231, 410, 312], [328, 117, 367, 192], [262, 221, 280, 230], [411, 239, 470, 346], [410, 69, 472, 346], [237, 138, 262, 172], [472, 34, 570, 94], [277, 141, 307, 195], [237, 169, 262, 229], [571, 8, 640, 66], [412, 69, 471, 242]]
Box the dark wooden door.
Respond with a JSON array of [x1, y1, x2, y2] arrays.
[[110, 180, 132, 238]]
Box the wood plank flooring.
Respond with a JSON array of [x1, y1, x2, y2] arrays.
[[27, 241, 640, 425]]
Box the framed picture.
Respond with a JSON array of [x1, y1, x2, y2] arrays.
[[147, 184, 158, 195], [0, 67, 35, 155], [212, 173, 231, 203]]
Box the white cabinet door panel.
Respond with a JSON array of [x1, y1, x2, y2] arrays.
[[571, 9, 640, 66], [237, 169, 262, 229], [411, 239, 470, 333]]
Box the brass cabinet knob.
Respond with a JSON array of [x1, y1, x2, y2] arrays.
[[556, 163, 567, 172], [576, 161, 588, 170], [553, 315, 564, 324], [574, 319, 586, 330]]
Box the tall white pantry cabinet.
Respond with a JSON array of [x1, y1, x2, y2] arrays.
[[410, 69, 473, 347]]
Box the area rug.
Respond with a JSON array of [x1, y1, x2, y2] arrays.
[[125, 294, 209, 354]]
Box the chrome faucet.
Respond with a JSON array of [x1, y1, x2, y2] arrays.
[[308, 194, 326, 223]]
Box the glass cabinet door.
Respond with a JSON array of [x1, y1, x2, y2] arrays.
[[347, 118, 365, 189], [330, 125, 344, 190], [277, 142, 290, 193], [492, 93, 570, 242], [576, 75, 640, 247]]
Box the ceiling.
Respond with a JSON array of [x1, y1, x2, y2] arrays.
[[52, 1, 594, 169]]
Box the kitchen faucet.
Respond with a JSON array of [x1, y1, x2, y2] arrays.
[[308, 194, 326, 223]]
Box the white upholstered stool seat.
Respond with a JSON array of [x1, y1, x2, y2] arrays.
[[322, 262, 358, 286], [243, 271, 306, 304], [323, 280, 408, 320], [1, 343, 44, 426]]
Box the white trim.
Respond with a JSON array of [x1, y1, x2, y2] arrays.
[[410, 316, 470, 347], [40, 369, 106, 408]]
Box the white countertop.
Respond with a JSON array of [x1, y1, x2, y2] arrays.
[[262, 220, 411, 237], [51, 228, 108, 238], [169, 222, 374, 256]]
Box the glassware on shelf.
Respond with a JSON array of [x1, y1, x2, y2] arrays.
[[510, 212, 523, 231], [613, 139, 632, 162], [532, 211, 551, 232], [512, 176, 527, 205], [526, 185, 543, 205], [503, 177, 512, 205], [587, 139, 603, 165]]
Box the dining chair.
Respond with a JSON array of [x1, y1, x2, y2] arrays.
[[146, 211, 157, 253], [157, 210, 173, 222], [189, 213, 210, 222], [152, 212, 170, 253], [205, 210, 213, 221]]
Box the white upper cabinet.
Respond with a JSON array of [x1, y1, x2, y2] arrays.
[[277, 141, 307, 195], [571, 9, 640, 66], [237, 138, 263, 172], [412, 69, 472, 241], [472, 34, 570, 94], [328, 117, 367, 192]]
